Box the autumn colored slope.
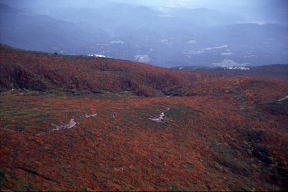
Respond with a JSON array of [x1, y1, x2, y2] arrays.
[[1, 77, 288, 191], [0, 44, 220, 96], [1, 44, 288, 191]]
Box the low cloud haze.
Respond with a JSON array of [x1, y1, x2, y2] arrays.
[[2, 0, 287, 23], [1, 0, 287, 67], [114, 0, 288, 23]]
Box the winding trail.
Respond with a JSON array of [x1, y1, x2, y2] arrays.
[[149, 108, 170, 123], [52, 119, 77, 131], [149, 112, 165, 123], [278, 95, 288, 102], [84, 113, 98, 118]]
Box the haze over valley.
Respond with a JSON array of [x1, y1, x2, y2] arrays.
[[1, 0, 287, 67]]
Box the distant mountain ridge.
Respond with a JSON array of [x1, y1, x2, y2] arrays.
[[173, 64, 288, 79]]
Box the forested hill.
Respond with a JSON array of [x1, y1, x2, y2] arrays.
[[0, 44, 221, 96]]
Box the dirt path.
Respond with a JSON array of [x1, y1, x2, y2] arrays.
[[84, 113, 98, 118], [278, 95, 288, 102], [52, 119, 77, 131]]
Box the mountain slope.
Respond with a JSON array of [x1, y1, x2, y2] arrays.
[[1, 78, 287, 191], [1, 45, 288, 191], [0, 44, 219, 96]]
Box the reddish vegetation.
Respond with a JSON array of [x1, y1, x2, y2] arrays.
[[0, 44, 220, 96], [0, 44, 288, 191]]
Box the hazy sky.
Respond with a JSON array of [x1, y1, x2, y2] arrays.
[[112, 0, 286, 9], [111, 0, 288, 23], [4, 0, 288, 17], [2, 0, 287, 24]]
